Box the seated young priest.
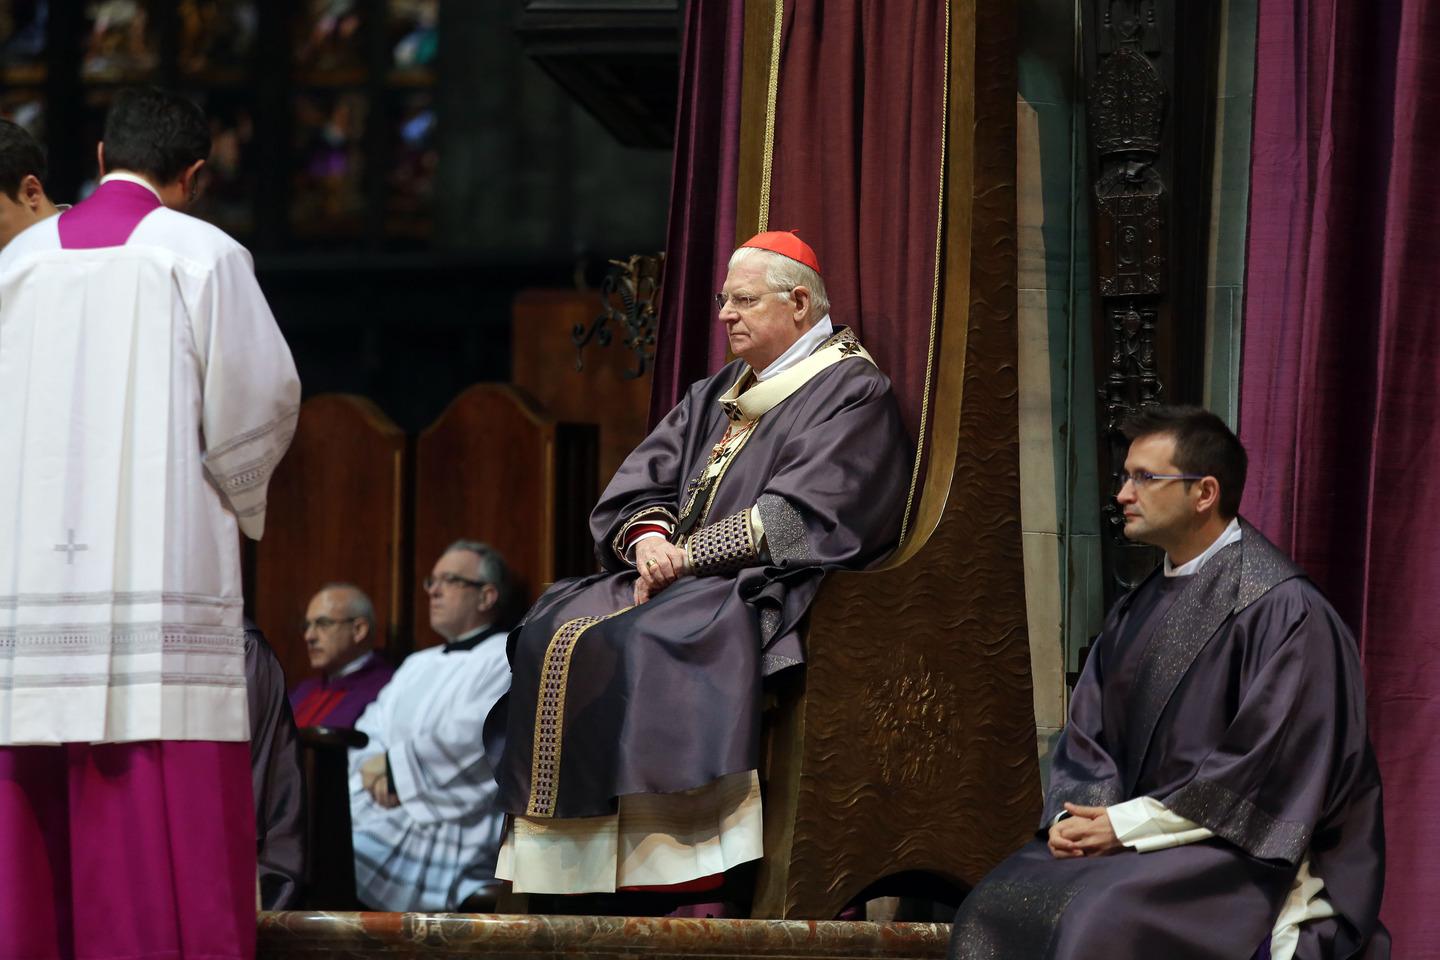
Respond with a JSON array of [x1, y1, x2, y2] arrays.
[[486, 231, 910, 899], [948, 407, 1387, 960]]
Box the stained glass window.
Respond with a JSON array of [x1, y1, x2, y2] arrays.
[[0, 89, 45, 142], [386, 90, 436, 235], [291, 90, 368, 237], [179, 0, 257, 82], [0, 0, 48, 85], [388, 0, 437, 79], [82, 0, 158, 82], [294, 0, 365, 83], [189, 89, 255, 234]]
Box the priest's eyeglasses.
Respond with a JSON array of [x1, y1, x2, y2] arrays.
[[423, 573, 487, 591], [713, 289, 791, 311], [1115, 470, 1207, 493], [301, 616, 359, 633]]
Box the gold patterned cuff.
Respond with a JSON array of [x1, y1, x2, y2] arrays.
[[611, 506, 678, 563], [684, 509, 758, 576]]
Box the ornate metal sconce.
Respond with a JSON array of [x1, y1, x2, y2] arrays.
[[573, 253, 665, 379]]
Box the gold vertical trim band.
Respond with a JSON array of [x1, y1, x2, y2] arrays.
[[526, 607, 632, 818], [757, 0, 784, 231], [900, 0, 952, 544]]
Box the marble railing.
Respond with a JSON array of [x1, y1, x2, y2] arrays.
[[258, 913, 951, 960]]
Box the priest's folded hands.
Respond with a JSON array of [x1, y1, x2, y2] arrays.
[[632, 536, 690, 604], [1047, 803, 1123, 858]]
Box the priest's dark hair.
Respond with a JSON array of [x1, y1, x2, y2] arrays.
[[1122, 405, 1248, 519], [102, 87, 210, 185], [0, 119, 46, 201]]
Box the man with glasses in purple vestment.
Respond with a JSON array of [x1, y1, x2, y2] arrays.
[[0, 87, 299, 960], [949, 407, 1388, 960], [289, 584, 394, 730]]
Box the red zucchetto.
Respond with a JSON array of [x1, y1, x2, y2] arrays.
[[739, 230, 822, 275]]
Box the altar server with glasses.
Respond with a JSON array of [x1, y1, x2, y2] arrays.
[[349, 540, 514, 911]]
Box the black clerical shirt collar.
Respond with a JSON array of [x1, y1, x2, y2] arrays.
[[443, 625, 499, 653]]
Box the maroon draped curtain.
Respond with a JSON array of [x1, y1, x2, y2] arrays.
[[766, 0, 948, 444], [1240, 0, 1440, 952], [651, 0, 949, 446], [649, 0, 746, 425]]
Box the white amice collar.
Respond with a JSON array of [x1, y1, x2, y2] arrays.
[[99, 171, 164, 202], [1165, 517, 1242, 577], [757, 316, 834, 381], [719, 326, 875, 423], [330, 650, 375, 679]]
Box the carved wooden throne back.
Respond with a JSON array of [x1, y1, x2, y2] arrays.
[[750, 0, 1040, 920]]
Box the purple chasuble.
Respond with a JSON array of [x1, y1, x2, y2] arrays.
[[949, 522, 1388, 960], [289, 654, 396, 730], [57, 179, 162, 249], [487, 332, 910, 822]]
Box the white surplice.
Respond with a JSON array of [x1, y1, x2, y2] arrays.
[[0, 208, 300, 745], [350, 631, 512, 911]]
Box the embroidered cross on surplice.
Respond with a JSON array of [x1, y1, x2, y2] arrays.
[[54, 529, 89, 565]]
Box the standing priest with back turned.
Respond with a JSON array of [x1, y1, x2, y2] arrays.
[[950, 407, 1387, 960], [486, 231, 909, 901], [0, 88, 299, 960]]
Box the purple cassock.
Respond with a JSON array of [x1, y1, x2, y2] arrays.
[[289, 653, 395, 729], [949, 520, 1388, 960], [486, 328, 909, 821]]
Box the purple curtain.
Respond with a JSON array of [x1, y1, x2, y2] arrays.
[[766, 0, 948, 444], [648, 0, 746, 425], [1240, 0, 1440, 952], [650, 0, 948, 443]]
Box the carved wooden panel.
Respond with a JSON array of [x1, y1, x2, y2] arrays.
[[1084, 0, 1219, 600], [1095, 164, 1165, 298], [251, 395, 406, 689], [511, 289, 652, 484], [753, 0, 1038, 920], [1090, 45, 1164, 155], [411, 385, 598, 649]]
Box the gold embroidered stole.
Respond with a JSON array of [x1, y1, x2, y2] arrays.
[[676, 327, 876, 538]]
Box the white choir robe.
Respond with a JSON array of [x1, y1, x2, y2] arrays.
[[349, 630, 511, 911], [0, 195, 300, 745]]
